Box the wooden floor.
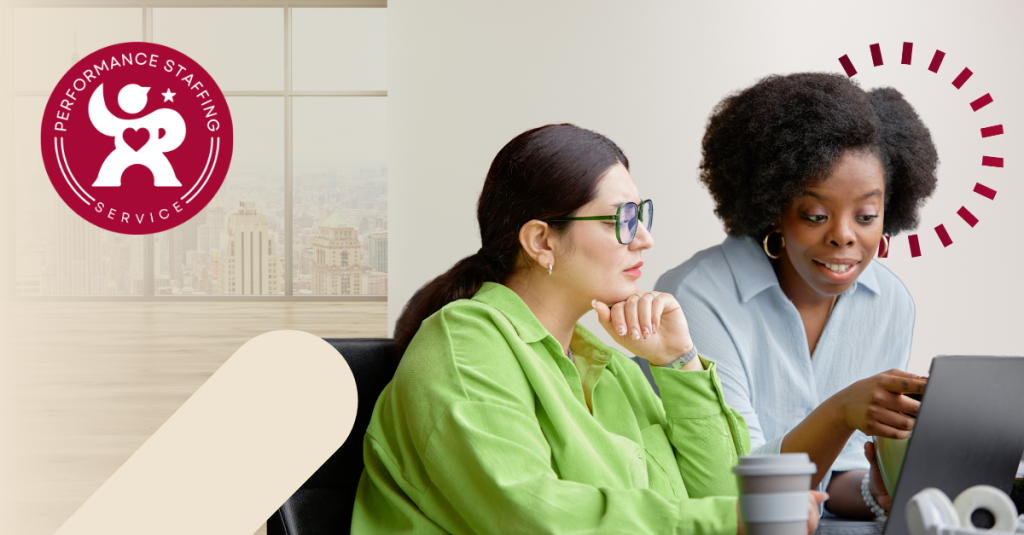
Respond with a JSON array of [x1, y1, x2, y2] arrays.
[[0, 300, 388, 535]]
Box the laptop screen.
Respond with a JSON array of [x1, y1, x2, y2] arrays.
[[883, 356, 1024, 535]]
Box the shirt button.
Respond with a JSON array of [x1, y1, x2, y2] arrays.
[[636, 449, 644, 459]]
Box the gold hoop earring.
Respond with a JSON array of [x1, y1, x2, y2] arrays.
[[548, 262, 553, 275], [878, 235, 889, 258], [762, 232, 784, 259]]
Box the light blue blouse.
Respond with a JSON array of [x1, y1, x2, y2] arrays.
[[654, 235, 915, 476]]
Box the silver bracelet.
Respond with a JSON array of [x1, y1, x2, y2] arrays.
[[658, 344, 698, 370], [861, 472, 887, 518]]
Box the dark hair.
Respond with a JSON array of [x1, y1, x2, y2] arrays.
[[699, 72, 938, 238], [868, 87, 939, 233], [393, 124, 629, 357]]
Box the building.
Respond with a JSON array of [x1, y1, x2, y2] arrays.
[[296, 212, 317, 232], [197, 224, 210, 258], [128, 235, 144, 295], [205, 253, 221, 294], [293, 276, 312, 293], [167, 225, 182, 285], [204, 196, 226, 252], [220, 201, 281, 295], [110, 236, 134, 295], [179, 209, 203, 255], [52, 200, 103, 295], [311, 213, 364, 295], [298, 246, 314, 277], [363, 271, 387, 295], [367, 231, 387, 273]]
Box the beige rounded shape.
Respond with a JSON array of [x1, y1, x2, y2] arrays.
[[53, 330, 359, 535]]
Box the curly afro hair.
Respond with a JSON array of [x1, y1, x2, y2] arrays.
[[699, 72, 938, 238]]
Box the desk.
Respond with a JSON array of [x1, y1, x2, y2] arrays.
[[815, 519, 885, 535]]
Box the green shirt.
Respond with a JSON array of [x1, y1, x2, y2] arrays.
[[352, 282, 752, 534]]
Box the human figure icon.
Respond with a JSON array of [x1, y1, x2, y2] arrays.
[[89, 83, 186, 187]]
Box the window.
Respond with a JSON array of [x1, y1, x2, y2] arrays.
[[7, 2, 387, 299], [12, 8, 144, 296]]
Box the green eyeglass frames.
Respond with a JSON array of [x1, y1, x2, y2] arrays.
[[545, 199, 653, 245]]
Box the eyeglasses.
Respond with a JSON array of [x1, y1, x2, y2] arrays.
[[545, 199, 653, 245]]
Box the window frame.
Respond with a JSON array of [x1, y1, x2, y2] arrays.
[[2, 0, 387, 302]]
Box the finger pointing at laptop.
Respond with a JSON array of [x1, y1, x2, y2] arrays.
[[832, 369, 927, 440]]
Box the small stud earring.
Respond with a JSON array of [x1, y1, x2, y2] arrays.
[[548, 262, 553, 275]]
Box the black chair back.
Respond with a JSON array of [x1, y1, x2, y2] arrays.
[[268, 338, 398, 535]]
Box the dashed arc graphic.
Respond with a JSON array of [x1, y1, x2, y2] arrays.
[[838, 42, 1004, 258]]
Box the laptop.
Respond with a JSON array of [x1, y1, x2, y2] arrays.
[[816, 356, 1024, 535], [880, 356, 1024, 535]]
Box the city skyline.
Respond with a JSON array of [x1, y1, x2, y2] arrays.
[[15, 162, 388, 296]]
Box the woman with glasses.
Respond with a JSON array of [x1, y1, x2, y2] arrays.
[[352, 123, 826, 534], [655, 73, 937, 519]]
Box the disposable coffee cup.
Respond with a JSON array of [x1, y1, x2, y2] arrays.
[[733, 453, 817, 535]]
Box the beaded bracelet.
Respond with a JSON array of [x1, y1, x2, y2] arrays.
[[861, 472, 888, 518]]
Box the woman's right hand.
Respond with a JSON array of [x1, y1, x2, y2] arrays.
[[832, 369, 927, 438]]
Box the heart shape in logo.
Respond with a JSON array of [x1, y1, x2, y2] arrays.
[[123, 128, 150, 152]]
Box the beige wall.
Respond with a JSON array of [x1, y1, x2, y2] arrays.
[[388, 0, 1024, 374]]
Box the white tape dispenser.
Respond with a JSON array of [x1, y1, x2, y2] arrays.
[[907, 485, 1024, 535]]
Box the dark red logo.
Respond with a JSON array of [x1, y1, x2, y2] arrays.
[[40, 42, 233, 235]]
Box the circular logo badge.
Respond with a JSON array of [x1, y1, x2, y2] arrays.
[[40, 42, 233, 235]]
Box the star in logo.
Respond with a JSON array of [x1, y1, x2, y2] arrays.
[[161, 89, 176, 103]]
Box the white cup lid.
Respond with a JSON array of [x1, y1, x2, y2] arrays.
[[733, 453, 817, 477]]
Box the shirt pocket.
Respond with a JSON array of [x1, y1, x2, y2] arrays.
[[640, 423, 687, 500], [604, 431, 649, 490]]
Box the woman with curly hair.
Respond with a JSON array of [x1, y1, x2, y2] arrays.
[[655, 73, 936, 519]]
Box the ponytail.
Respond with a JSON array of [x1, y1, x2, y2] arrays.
[[394, 251, 503, 357]]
